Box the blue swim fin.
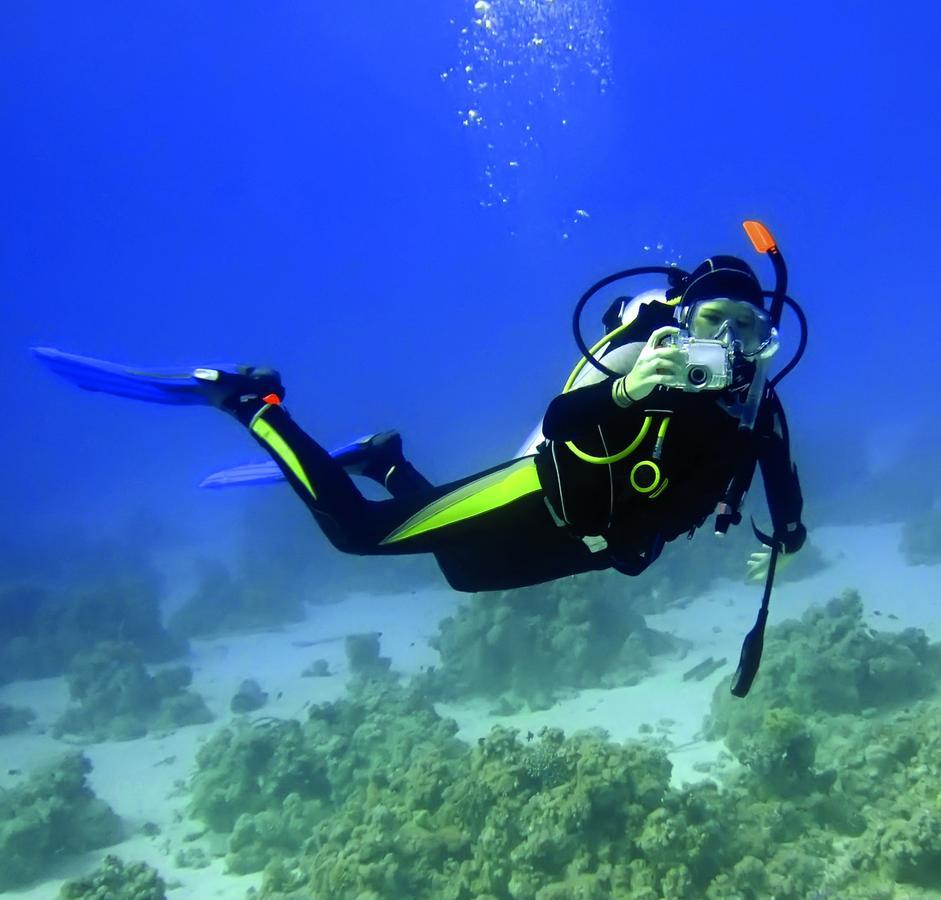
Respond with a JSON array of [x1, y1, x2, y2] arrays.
[[31, 347, 282, 408], [200, 432, 404, 489], [200, 460, 286, 489]]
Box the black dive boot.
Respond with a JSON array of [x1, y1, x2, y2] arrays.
[[331, 431, 404, 482], [192, 365, 285, 423]]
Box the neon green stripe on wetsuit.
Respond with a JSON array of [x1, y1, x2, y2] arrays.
[[380, 456, 542, 545], [251, 413, 318, 500]]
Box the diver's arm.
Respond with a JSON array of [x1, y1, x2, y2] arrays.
[[543, 327, 683, 441], [756, 393, 807, 554], [542, 378, 626, 440]]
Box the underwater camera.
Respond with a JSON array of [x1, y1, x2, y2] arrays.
[[667, 334, 733, 391]]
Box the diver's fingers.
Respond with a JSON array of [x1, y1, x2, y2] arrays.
[[637, 361, 683, 384], [643, 363, 681, 379], [658, 365, 684, 379], [648, 347, 684, 363], [638, 352, 683, 375], [646, 325, 681, 349], [636, 347, 681, 370], [638, 350, 680, 368], [746, 551, 769, 571], [749, 548, 792, 565]]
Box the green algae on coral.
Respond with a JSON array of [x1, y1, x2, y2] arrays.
[[345, 631, 391, 676], [182, 592, 941, 899], [0, 753, 122, 892], [426, 572, 679, 709], [190, 675, 463, 876], [52, 640, 213, 742], [191, 716, 331, 835], [705, 592, 941, 895], [707, 589, 941, 742], [59, 854, 166, 900], [189, 673, 836, 898]]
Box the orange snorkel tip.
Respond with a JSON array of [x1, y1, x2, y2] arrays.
[[743, 220, 777, 255], [743, 220, 787, 328]]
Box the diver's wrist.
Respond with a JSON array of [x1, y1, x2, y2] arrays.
[[612, 377, 635, 409]]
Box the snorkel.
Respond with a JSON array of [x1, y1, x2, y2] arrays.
[[733, 224, 775, 424], [732, 223, 781, 430]]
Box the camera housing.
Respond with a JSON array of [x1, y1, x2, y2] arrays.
[[670, 335, 734, 391]]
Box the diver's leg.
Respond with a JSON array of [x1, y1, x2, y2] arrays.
[[385, 460, 433, 496], [240, 400, 581, 590], [222, 383, 600, 588], [242, 402, 397, 554], [241, 401, 517, 558], [332, 430, 434, 497]]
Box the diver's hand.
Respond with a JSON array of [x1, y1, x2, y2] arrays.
[[745, 548, 795, 583], [613, 326, 685, 404]]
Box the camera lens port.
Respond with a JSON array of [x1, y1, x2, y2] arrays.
[[687, 366, 707, 386]]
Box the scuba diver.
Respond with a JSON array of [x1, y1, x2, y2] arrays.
[[33, 221, 806, 696]]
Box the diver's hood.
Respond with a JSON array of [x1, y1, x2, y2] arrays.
[[679, 255, 765, 309]]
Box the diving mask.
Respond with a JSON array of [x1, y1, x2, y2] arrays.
[[686, 298, 777, 359]]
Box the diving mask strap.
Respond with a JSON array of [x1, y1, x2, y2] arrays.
[[730, 521, 779, 698]]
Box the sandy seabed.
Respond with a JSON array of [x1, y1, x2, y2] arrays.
[[1, 522, 938, 899]]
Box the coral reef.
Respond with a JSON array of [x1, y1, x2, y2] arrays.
[[301, 658, 331, 677], [52, 640, 213, 742], [701, 592, 941, 894], [168, 558, 307, 639], [425, 572, 678, 709], [230, 678, 269, 714], [247, 717, 849, 899], [188, 671, 842, 897], [0, 753, 122, 891], [288, 725, 682, 899], [707, 590, 941, 746], [190, 716, 331, 874], [425, 545, 825, 714], [175, 593, 941, 898], [0, 567, 185, 685], [814, 700, 941, 891], [345, 632, 391, 676], [190, 674, 462, 875], [59, 855, 166, 900], [901, 504, 941, 566], [0, 700, 36, 734]]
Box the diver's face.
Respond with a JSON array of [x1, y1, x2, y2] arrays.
[[688, 299, 768, 356]]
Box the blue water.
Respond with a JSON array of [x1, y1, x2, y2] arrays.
[[3, 0, 938, 557]]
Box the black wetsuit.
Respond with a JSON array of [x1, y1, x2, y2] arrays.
[[243, 403, 608, 591], [239, 353, 805, 593], [536, 381, 805, 574]]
